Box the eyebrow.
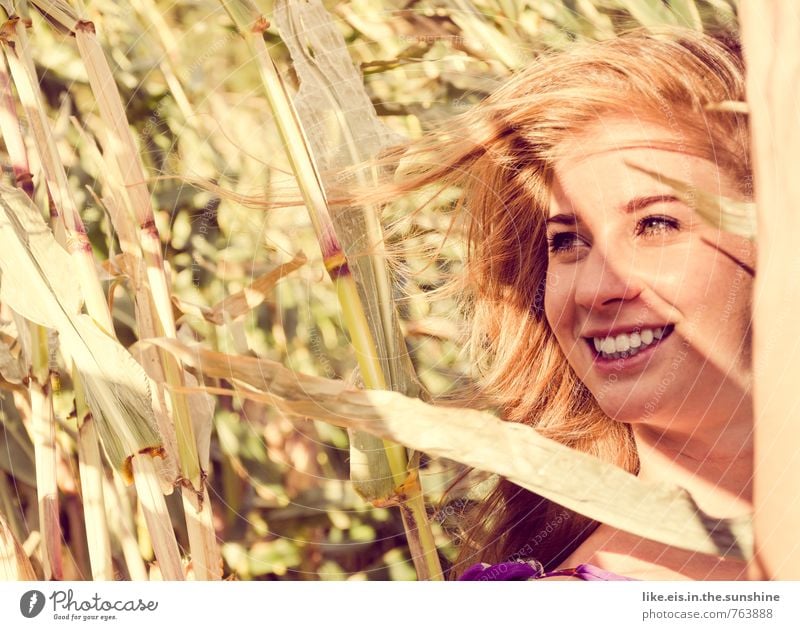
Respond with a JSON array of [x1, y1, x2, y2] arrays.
[[545, 194, 682, 227]]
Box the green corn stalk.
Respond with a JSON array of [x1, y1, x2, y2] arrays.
[[274, 0, 445, 577], [220, 0, 443, 579]]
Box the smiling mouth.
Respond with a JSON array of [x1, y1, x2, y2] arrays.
[[584, 323, 676, 362]]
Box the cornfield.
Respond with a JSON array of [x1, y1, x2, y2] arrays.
[[0, 0, 796, 582]]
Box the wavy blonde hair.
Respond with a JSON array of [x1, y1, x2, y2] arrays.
[[333, 26, 750, 576]]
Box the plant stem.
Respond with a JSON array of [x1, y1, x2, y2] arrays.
[[218, 3, 443, 579]]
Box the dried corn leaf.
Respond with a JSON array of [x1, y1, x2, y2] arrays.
[[28, 0, 80, 33], [0, 510, 36, 580], [274, 0, 404, 180], [184, 370, 213, 471], [0, 187, 162, 478], [0, 393, 36, 487], [150, 337, 753, 561], [173, 253, 306, 326], [705, 100, 749, 113], [0, 332, 25, 385]]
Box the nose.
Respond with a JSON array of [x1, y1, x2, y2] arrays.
[[573, 241, 645, 312]]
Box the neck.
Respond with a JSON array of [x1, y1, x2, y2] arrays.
[[632, 397, 755, 519]]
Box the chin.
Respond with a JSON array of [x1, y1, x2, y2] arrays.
[[593, 397, 653, 424]]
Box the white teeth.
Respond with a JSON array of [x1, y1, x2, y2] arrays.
[[589, 325, 672, 357]]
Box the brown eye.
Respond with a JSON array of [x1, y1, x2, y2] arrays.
[[636, 215, 680, 238], [547, 232, 586, 253]]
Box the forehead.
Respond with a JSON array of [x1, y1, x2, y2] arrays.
[[548, 119, 729, 217]]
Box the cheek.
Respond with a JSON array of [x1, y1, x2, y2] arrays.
[[675, 259, 754, 370], [678, 241, 753, 321], [707, 268, 754, 341]]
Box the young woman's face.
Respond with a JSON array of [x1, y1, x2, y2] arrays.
[[543, 119, 754, 424]]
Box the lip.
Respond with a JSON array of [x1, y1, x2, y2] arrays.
[[584, 324, 676, 374]]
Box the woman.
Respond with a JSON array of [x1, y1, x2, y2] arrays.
[[361, 27, 757, 580]]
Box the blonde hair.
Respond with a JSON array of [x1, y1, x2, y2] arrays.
[[333, 26, 750, 576]]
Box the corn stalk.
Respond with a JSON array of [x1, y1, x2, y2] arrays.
[[220, 0, 443, 579], [0, 26, 61, 578], [72, 5, 220, 580], [28, 324, 61, 579], [72, 363, 113, 580], [1, 7, 185, 579], [0, 22, 116, 579], [0, 180, 185, 580], [18, 0, 221, 579], [103, 472, 148, 580]]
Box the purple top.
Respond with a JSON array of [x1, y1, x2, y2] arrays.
[[459, 560, 636, 581]]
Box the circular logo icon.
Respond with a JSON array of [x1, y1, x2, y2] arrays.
[[20, 590, 45, 618]]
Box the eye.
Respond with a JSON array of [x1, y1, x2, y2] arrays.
[[636, 215, 681, 238], [547, 231, 585, 254]]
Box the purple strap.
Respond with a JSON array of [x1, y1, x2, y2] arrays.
[[458, 560, 637, 581]]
